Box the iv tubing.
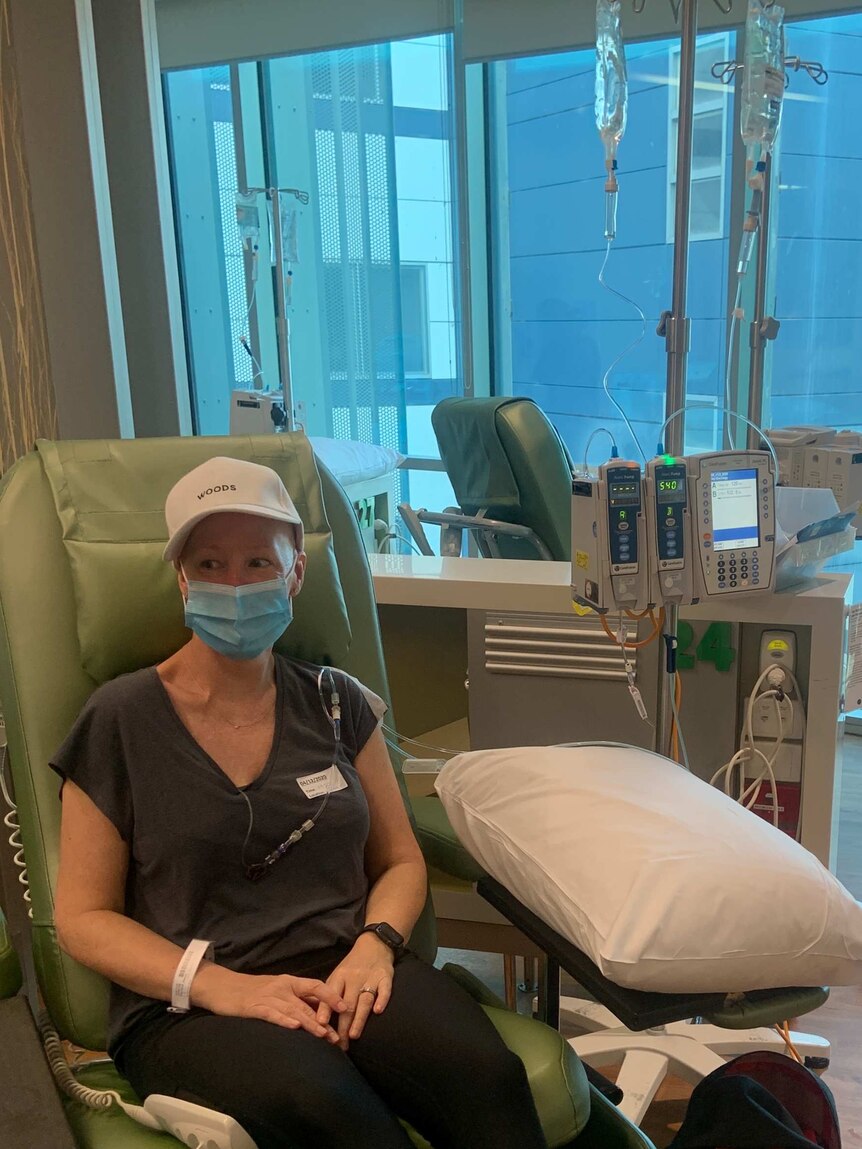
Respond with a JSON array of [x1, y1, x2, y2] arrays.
[[583, 427, 619, 473], [723, 279, 744, 442], [600, 608, 665, 649], [658, 403, 779, 474], [598, 241, 647, 462]]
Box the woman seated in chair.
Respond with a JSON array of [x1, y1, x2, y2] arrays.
[[51, 457, 547, 1149]]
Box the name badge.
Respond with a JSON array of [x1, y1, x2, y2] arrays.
[[296, 765, 348, 800]]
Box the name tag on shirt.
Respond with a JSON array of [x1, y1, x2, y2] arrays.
[[296, 764, 348, 800]]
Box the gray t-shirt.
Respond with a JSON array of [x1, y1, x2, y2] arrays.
[[50, 655, 380, 1056]]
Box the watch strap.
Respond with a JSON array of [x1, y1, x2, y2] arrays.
[[360, 922, 404, 953]]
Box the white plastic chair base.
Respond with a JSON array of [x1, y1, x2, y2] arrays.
[[556, 994, 831, 1128]]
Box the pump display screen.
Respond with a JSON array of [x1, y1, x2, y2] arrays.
[[608, 480, 640, 506], [711, 468, 760, 551], [657, 478, 685, 503]]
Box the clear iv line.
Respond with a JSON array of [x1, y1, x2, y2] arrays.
[[582, 427, 619, 475], [598, 241, 647, 462], [723, 279, 744, 445], [658, 402, 779, 475]]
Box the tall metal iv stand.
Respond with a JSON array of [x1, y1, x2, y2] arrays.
[[243, 185, 309, 432], [269, 189, 295, 431], [655, 0, 700, 757], [745, 152, 779, 448]]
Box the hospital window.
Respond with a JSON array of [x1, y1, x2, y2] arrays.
[[400, 264, 431, 378], [163, 35, 461, 470], [667, 35, 730, 243], [486, 31, 735, 467]]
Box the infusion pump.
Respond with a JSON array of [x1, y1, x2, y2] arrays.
[[571, 450, 776, 612]]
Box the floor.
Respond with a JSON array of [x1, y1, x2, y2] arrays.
[[436, 732, 862, 1147]]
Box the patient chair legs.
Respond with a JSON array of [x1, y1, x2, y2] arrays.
[[557, 995, 832, 1127], [502, 957, 539, 1008], [518, 958, 538, 993], [503, 956, 517, 1009], [570, 1032, 725, 1125]]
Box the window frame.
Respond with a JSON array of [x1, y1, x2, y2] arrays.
[[666, 33, 731, 243], [399, 261, 432, 379]]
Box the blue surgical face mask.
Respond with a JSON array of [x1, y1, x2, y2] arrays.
[[183, 567, 296, 660]]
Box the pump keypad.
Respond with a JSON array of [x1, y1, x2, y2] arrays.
[[697, 457, 774, 596]]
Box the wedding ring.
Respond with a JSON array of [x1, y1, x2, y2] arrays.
[[358, 986, 377, 996]]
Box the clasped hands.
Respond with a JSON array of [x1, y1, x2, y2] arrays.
[[213, 932, 394, 1049]]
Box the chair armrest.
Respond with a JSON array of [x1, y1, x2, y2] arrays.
[[414, 510, 553, 560], [440, 961, 508, 1010], [409, 795, 485, 882]]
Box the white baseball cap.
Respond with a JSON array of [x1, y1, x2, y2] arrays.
[[163, 456, 304, 561]]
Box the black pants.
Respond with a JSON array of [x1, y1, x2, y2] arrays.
[[118, 949, 547, 1149]]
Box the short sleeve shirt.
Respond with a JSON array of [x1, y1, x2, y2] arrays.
[[50, 655, 381, 1055]]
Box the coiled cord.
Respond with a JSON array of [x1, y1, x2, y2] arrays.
[[0, 743, 32, 919], [38, 1010, 158, 1126]]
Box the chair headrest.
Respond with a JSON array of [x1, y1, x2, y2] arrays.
[[36, 435, 352, 683], [432, 397, 526, 511]]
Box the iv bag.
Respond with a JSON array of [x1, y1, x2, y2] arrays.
[[283, 205, 299, 265], [265, 198, 300, 266], [595, 0, 627, 164], [235, 191, 260, 248], [741, 0, 785, 160]]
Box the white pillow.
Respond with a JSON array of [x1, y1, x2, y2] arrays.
[[435, 744, 862, 993]]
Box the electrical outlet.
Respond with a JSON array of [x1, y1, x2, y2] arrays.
[[751, 694, 804, 740]]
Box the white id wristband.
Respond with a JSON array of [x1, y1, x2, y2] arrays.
[[168, 938, 214, 1014]]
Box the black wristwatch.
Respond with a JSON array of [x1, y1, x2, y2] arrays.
[[359, 922, 405, 957]]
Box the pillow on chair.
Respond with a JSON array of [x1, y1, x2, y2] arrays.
[[436, 743, 862, 993]]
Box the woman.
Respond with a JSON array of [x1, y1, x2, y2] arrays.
[[52, 456, 547, 1149]]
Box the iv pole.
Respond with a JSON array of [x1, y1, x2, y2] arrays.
[[655, 0, 700, 758], [746, 150, 778, 448], [645, 1, 826, 753], [243, 185, 309, 432], [269, 189, 294, 431]]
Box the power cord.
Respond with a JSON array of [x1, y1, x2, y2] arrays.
[[710, 664, 803, 827]]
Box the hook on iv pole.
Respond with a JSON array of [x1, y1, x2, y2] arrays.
[[632, 0, 737, 15]]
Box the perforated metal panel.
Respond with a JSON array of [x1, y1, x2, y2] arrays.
[[199, 66, 259, 392], [309, 45, 407, 453]]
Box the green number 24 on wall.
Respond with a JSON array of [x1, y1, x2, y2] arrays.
[[676, 621, 735, 672]]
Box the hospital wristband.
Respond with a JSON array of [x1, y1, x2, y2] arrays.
[[168, 938, 214, 1014]]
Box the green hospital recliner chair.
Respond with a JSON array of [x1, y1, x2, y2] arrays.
[[398, 397, 574, 560], [0, 434, 653, 1149]]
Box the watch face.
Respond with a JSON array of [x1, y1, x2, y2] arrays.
[[372, 922, 404, 948]]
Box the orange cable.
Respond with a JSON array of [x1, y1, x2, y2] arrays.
[[670, 671, 683, 763], [600, 608, 665, 649], [775, 1021, 803, 1063]]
